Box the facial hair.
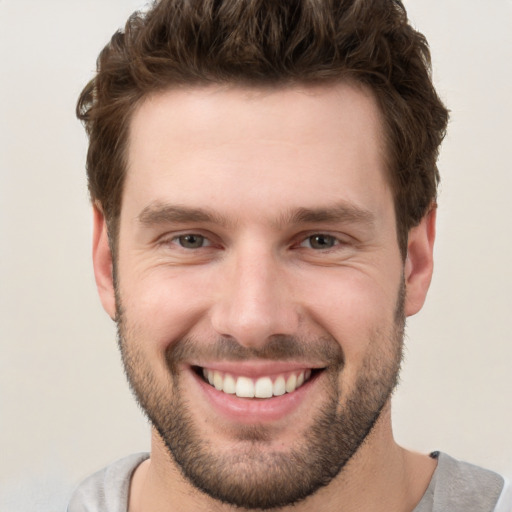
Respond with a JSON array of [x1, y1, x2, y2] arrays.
[[115, 283, 405, 510]]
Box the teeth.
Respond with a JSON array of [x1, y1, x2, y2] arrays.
[[273, 376, 286, 396], [223, 374, 236, 394], [236, 376, 255, 398], [203, 369, 312, 398], [254, 377, 273, 398], [285, 373, 297, 393], [213, 371, 223, 390]]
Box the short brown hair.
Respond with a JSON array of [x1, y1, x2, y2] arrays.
[[77, 0, 448, 257]]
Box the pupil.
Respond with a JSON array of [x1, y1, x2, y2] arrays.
[[179, 234, 203, 248], [311, 235, 334, 249]]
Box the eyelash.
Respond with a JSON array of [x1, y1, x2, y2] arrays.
[[298, 234, 341, 250], [168, 233, 214, 249]]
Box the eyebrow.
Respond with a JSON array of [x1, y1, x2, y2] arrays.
[[137, 201, 375, 229], [281, 204, 375, 228], [138, 203, 231, 226]]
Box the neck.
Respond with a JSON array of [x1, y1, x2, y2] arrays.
[[128, 405, 436, 512]]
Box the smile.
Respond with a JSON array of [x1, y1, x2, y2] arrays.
[[201, 368, 313, 398], [189, 363, 326, 424]]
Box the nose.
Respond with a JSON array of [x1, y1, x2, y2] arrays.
[[210, 243, 300, 349]]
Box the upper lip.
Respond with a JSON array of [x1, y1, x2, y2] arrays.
[[190, 361, 325, 378]]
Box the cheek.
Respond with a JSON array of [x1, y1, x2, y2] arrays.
[[117, 265, 214, 352], [300, 268, 401, 359]]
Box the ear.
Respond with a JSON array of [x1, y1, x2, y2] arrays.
[[404, 206, 436, 317], [92, 204, 117, 320]]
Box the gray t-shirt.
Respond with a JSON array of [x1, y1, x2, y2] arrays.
[[67, 452, 510, 511]]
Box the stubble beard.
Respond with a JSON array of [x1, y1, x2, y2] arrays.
[[115, 284, 405, 510]]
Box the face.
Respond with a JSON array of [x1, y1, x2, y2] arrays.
[[93, 83, 433, 509]]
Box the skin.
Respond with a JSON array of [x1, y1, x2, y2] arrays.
[[93, 82, 437, 511]]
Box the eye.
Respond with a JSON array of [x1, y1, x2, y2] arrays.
[[300, 234, 339, 250], [175, 234, 210, 249]]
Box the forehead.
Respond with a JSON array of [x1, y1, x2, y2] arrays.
[[128, 82, 386, 158], [124, 82, 391, 222]]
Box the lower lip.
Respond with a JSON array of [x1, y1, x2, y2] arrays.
[[190, 368, 319, 424]]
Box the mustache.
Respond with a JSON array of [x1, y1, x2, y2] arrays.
[[165, 334, 345, 368]]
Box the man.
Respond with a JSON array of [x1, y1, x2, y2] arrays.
[[68, 0, 510, 511]]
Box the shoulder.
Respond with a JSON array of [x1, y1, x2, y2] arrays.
[[67, 453, 150, 512], [414, 452, 508, 512]]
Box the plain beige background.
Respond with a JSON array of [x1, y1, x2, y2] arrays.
[[1, 0, 511, 510]]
